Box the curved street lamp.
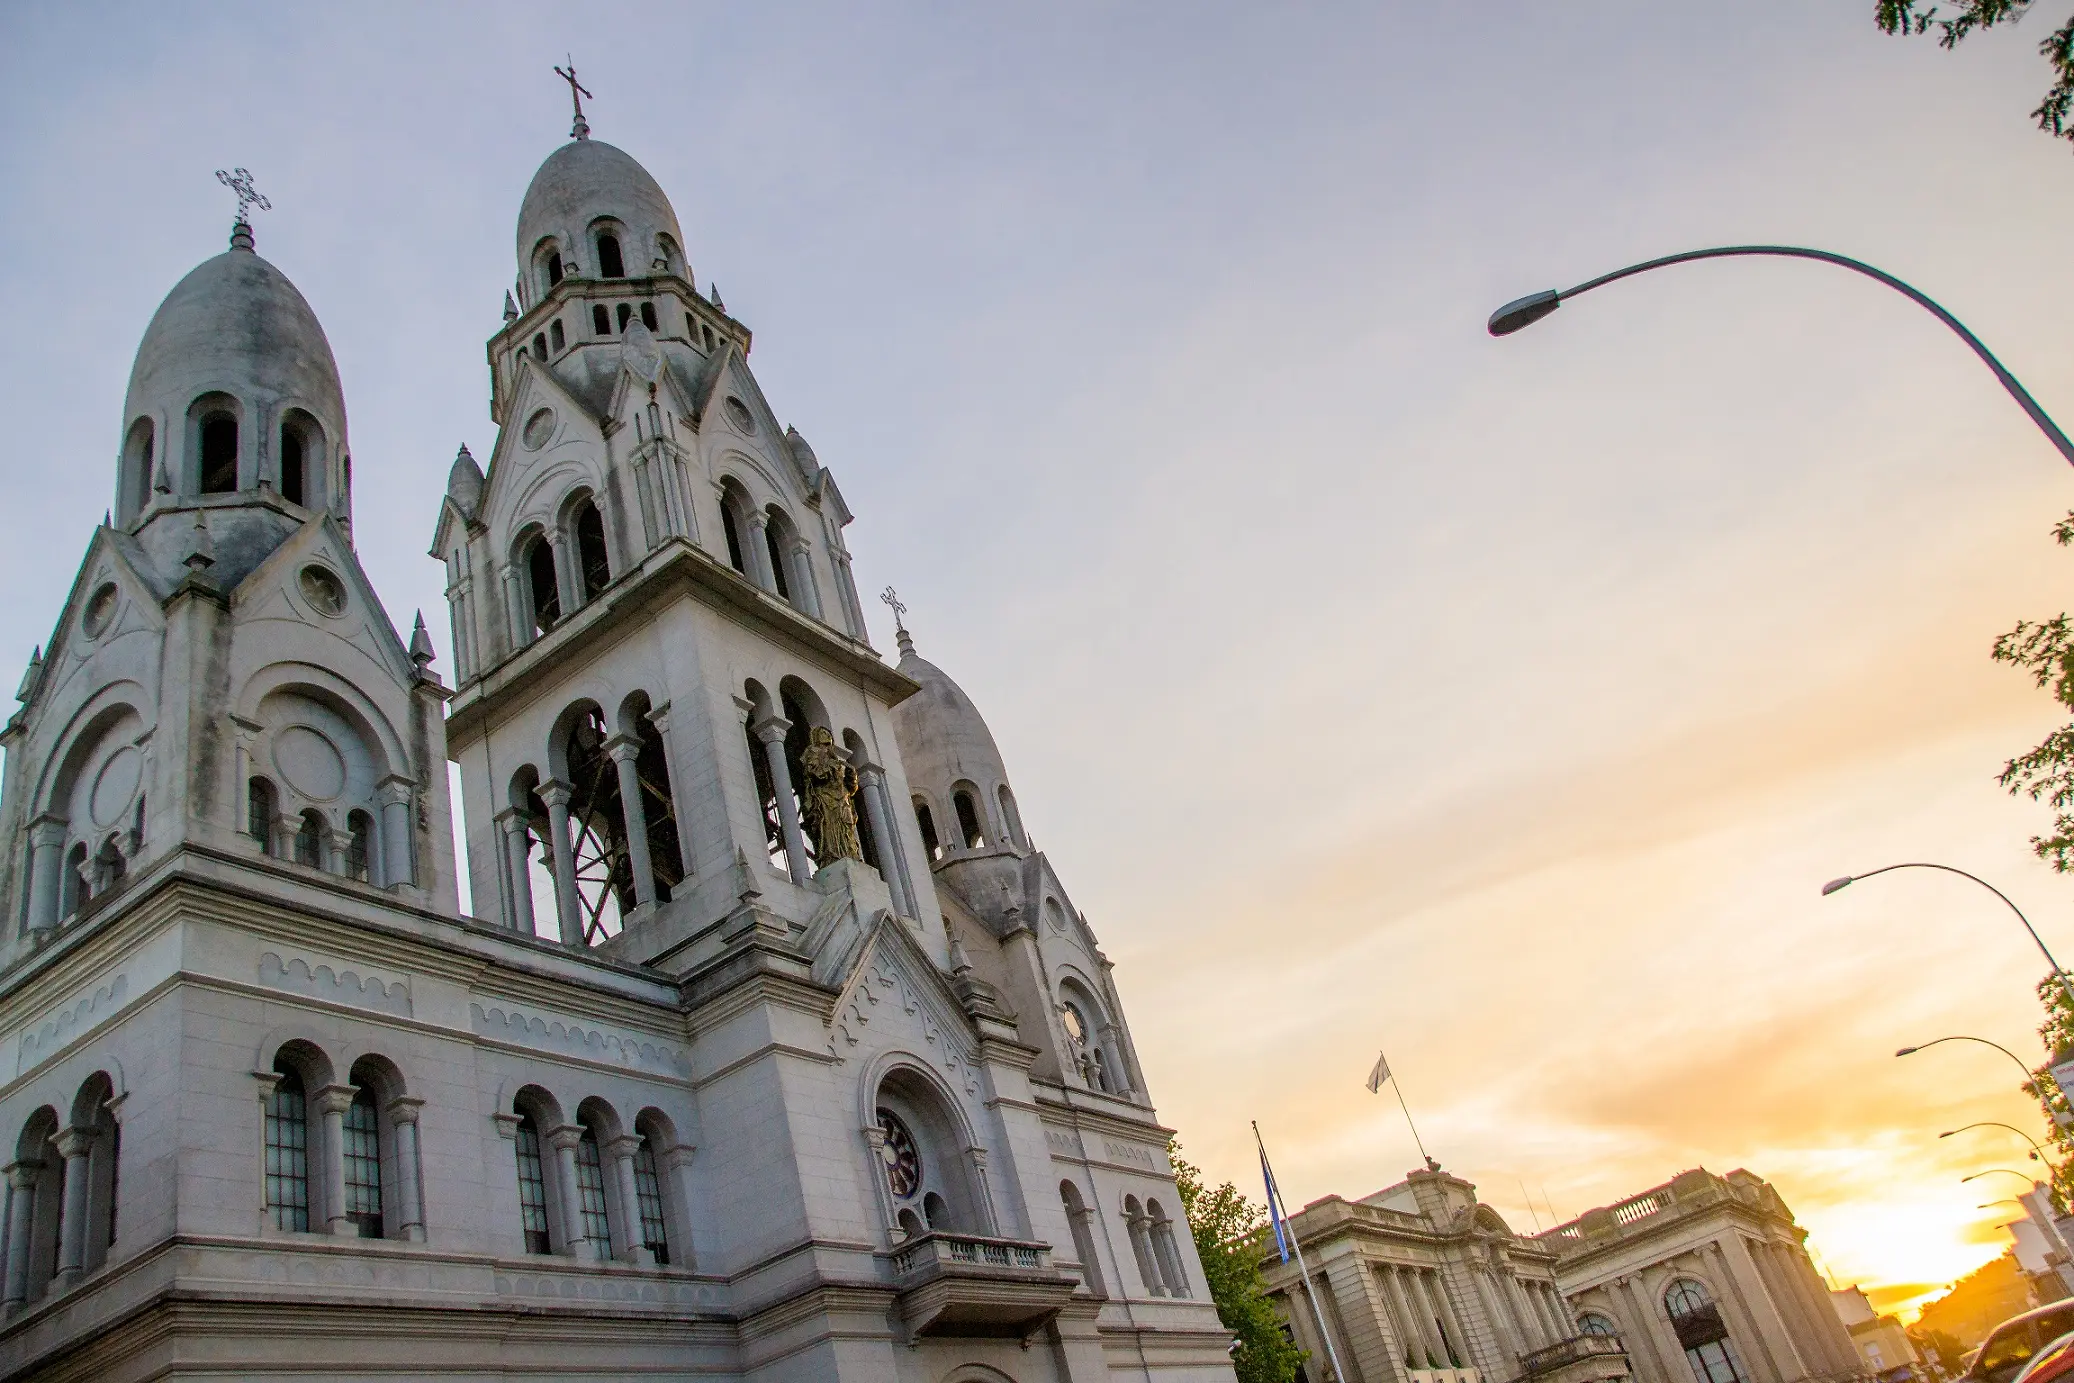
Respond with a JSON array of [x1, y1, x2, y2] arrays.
[[1942, 1122, 2051, 1162], [1898, 1035, 2040, 1086], [1486, 245, 2074, 469], [1823, 864, 2074, 1012], [1962, 1169, 2041, 1187]]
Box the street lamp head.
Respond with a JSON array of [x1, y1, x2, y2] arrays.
[[1896, 1046, 1920, 1057], [1822, 876, 1854, 896], [1488, 290, 1561, 337], [1940, 1130, 1956, 1139]]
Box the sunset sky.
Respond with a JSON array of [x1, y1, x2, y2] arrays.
[[7, 3, 2074, 1320]]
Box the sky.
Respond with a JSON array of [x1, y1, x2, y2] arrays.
[[5, 2, 2074, 1323]]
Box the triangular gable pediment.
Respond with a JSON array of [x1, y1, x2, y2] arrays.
[[230, 514, 414, 684], [604, 349, 699, 436], [476, 361, 604, 535], [1020, 850, 1106, 967], [25, 527, 169, 715], [824, 911, 983, 1094], [723, 359, 816, 491]]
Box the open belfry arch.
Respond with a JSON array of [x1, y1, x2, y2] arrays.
[[0, 78, 1235, 1383]]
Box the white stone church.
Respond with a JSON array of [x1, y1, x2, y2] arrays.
[[0, 108, 1235, 1383]]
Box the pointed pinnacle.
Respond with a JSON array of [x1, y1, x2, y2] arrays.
[[503, 290, 519, 322], [409, 611, 436, 665], [184, 512, 215, 570]]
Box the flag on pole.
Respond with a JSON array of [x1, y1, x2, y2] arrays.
[[1259, 1144, 1291, 1263], [1366, 1050, 1391, 1094]]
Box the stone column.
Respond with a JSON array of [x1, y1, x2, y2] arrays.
[[24, 818, 66, 936], [1713, 1237, 1794, 1383], [604, 1134, 650, 1264], [50, 1128, 93, 1287], [1504, 1272, 1543, 1349], [324, 827, 351, 877], [313, 1085, 357, 1236], [605, 736, 657, 907], [786, 538, 824, 619], [1614, 1277, 1675, 1383], [752, 716, 811, 884], [496, 809, 537, 934], [854, 760, 913, 916], [502, 567, 529, 649], [663, 1145, 696, 1269], [1472, 1269, 1522, 1366], [546, 1125, 590, 1258], [831, 547, 867, 637], [2, 1163, 36, 1311], [551, 530, 580, 613], [642, 703, 691, 880], [744, 510, 778, 594], [387, 1097, 426, 1242], [376, 776, 414, 889], [537, 779, 585, 945], [1383, 1265, 1432, 1369]]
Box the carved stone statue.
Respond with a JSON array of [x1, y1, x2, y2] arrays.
[[798, 726, 864, 865]]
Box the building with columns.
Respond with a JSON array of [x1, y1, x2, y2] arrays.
[[0, 106, 1235, 1382], [1262, 1167, 1630, 1383], [1539, 1169, 1864, 1383]]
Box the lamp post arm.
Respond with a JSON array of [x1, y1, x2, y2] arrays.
[[1845, 862, 2074, 1011], [1947, 1121, 2054, 1162], [1909, 1035, 2041, 1088], [1550, 246, 2074, 470]]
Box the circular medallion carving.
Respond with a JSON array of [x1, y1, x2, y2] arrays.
[[724, 396, 756, 435], [89, 746, 141, 827], [877, 1108, 922, 1200], [275, 725, 346, 801], [522, 407, 556, 450], [81, 583, 118, 639], [299, 565, 346, 617]]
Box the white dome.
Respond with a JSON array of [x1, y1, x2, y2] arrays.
[[891, 634, 1022, 852], [516, 139, 686, 285]]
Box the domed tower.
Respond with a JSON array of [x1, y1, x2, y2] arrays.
[[889, 621, 1150, 1103], [0, 209, 456, 961]]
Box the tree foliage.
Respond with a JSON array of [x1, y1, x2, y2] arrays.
[[2028, 972, 2074, 1209], [1171, 1139, 1307, 1383], [1876, 1, 2074, 147], [1991, 513, 2074, 872]]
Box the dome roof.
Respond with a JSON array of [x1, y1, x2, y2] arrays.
[[516, 138, 685, 280], [890, 632, 1013, 805], [123, 234, 346, 440]]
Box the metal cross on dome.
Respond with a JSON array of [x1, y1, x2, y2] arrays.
[[879, 587, 907, 633], [554, 57, 593, 140], [214, 168, 270, 225]]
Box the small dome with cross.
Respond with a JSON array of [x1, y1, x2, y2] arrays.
[[516, 138, 688, 298]]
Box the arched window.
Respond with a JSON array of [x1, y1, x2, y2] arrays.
[[896, 1207, 923, 1240], [953, 788, 985, 849], [341, 1086, 382, 1237], [280, 426, 305, 506], [247, 777, 277, 853], [199, 413, 238, 493], [264, 1063, 310, 1231], [923, 1192, 950, 1229], [1664, 1280, 1711, 1319], [1122, 1194, 1161, 1297], [997, 785, 1024, 848], [9, 1107, 61, 1303], [1579, 1313, 1620, 1337], [574, 498, 609, 601], [1059, 992, 1116, 1093], [596, 233, 625, 279], [532, 333, 547, 361], [550, 319, 565, 352], [720, 495, 749, 575], [873, 1070, 985, 1241], [72, 1074, 119, 1273], [746, 713, 790, 875], [61, 842, 88, 917], [633, 1134, 670, 1265], [512, 1113, 552, 1255], [547, 250, 564, 286], [346, 810, 374, 883], [592, 304, 611, 336], [914, 799, 942, 861], [1149, 1199, 1188, 1298], [125, 419, 154, 515], [572, 1125, 612, 1259], [294, 810, 325, 869], [1059, 1180, 1105, 1296], [1665, 1279, 1746, 1383], [524, 533, 561, 633], [656, 234, 683, 277], [764, 516, 792, 602], [639, 301, 658, 332], [615, 303, 633, 332]]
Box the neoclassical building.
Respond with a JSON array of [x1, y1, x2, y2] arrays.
[[1262, 1167, 1629, 1383], [1539, 1169, 1863, 1383], [0, 110, 1234, 1382]]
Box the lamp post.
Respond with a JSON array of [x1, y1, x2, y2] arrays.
[[1897, 1035, 2039, 1087], [1821, 864, 2074, 1013], [1486, 245, 2074, 469], [1962, 1169, 2041, 1187], [1942, 1122, 2052, 1163]]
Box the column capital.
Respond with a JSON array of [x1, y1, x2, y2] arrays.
[[250, 1069, 284, 1097], [604, 734, 643, 765], [851, 754, 885, 782], [536, 778, 574, 810], [751, 715, 791, 746], [662, 1144, 697, 1173], [3, 1161, 39, 1191], [494, 806, 532, 834], [375, 775, 414, 807], [861, 1124, 887, 1149], [745, 508, 771, 532], [51, 1126, 95, 1161], [602, 1133, 644, 1160], [490, 1112, 524, 1141], [384, 1095, 426, 1126], [27, 816, 67, 846], [312, 1084, 358, 1118], [545, 1123, 586, 1154], [645, 701, 673, 733]]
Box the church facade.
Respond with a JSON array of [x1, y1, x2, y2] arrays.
[[0, 112, 1234, 1383]]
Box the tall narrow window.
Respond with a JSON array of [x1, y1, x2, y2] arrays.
[[616, 302, 633, 332], [550, 319, 565, 352], [593, 304, 611, 336], [575, 501, 609, 600], [721, 502, 748, 574], [597, 233, 625, 278], [748, 719, 786, 871], [547, 251, 564, 286], [639, 301, 658, 331], [342, 1088, 383, 1237], [526, 536, 561, 632], [346, 811, 373, 883], [573, 1129, 612, 1258], [200, 415, 238, 493], [914, 800, 942, 861], [280, 427, 305, 505], [294, 810, 324, 868], [633, 1138, 670, 1265], [248, 777, 277, 853], [953, 791, 985, 849], [514, 1117, 551, 1254], [532, 333, 547, 361], [764, 517, 791, 601], [265, 1067, 310, 1231]]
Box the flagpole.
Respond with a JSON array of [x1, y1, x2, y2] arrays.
[[1391, 1076, 1434, 1170], [1254, 1121, 1351, 1383]]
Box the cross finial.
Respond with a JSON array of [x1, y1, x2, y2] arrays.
[[879, 586, 907, 631], [214, 168, 270, 247], [554, 57, 593, 141]]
